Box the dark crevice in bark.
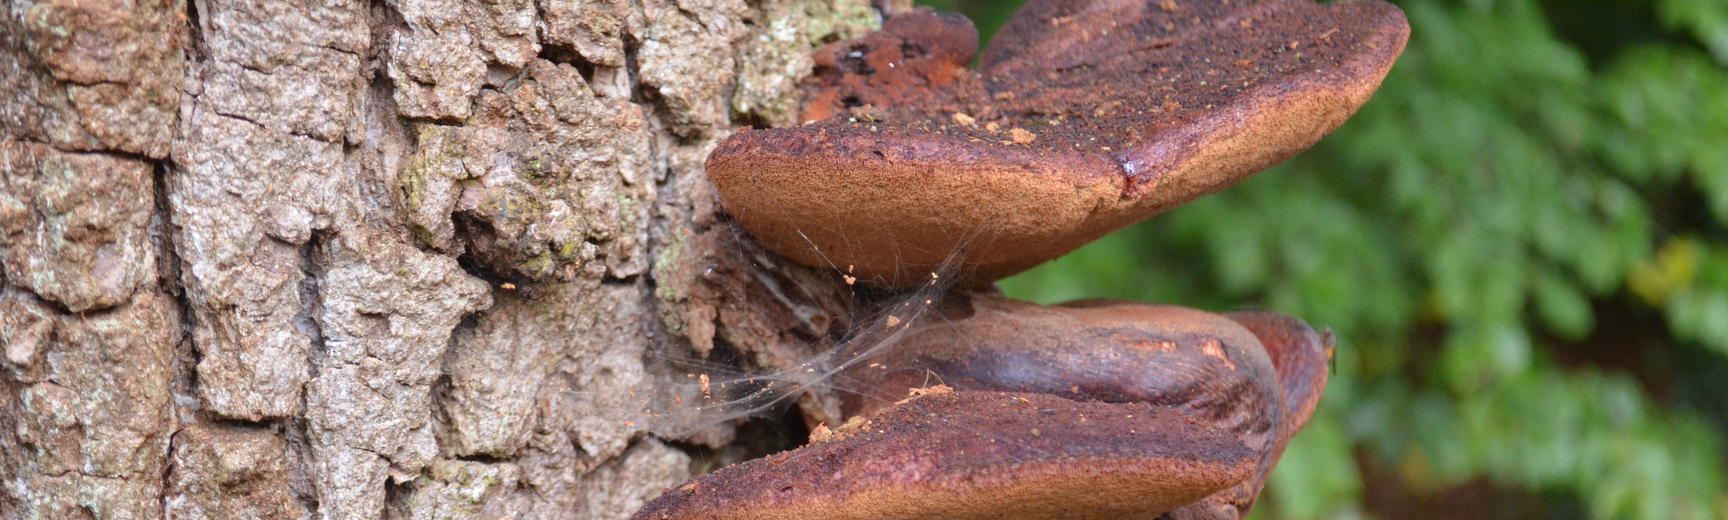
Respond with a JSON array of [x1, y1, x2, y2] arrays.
[[160, 426, 185, 517], [571, 58, 599, 86], [448, 214, 540, 289], [729, 107, 773, 132], [6, 283, 85, 317], [538, 42, 597, 81], [77, 146, 162, 164], [666, 413, 809, 474], [621, 27, 648, 106], [283, 417, 323, 517], [366, 57, 452, 262], [1, 139, 161, 169], [150, 162, 187, 302], [297, 231, 331, 379], [450, 219, 503, 281], [725, 7, 772, 131], [369, 0, 409, 50], [204, 416, 287, 431], [152, 158, 198, 518], [382, 472, 418, 520], [429, 307, 480, 464], [366, 66, 405, 139], [599, 275, 642, 288], [484, 62, 529, 91], [185, 0, 205, 61], [290, 231, 329, 518], [453, 453, 511, 464], [428, 369, 458, 457]]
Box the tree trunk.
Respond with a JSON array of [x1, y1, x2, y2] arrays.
[[0, 0, 882, 517]]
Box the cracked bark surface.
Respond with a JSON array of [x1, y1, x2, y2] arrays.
[[2, 0, 881, 517]]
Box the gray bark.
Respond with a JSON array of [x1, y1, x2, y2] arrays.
[[0, 0, 879, 517]]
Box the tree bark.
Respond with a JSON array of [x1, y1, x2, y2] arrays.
[[1, 0, 881, 517]]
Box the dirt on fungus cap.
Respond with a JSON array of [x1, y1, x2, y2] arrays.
[[707, 0, 1411, 287]]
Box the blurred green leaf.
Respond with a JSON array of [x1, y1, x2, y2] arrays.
[[1660, 0, 1728, 64], [1534, 271, 1594, 339], [1260, 411, 1365, 520]]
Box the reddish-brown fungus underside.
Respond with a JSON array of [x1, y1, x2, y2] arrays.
[[837, 295, 1330, 519], [708, 0, 1410, 287], [1225, 310, 1332, 438], [839, 296, 1282, 430], [1166, 308, 1332, 519], [632, 391, 1257, 520], [633, 295, 1334, 520]]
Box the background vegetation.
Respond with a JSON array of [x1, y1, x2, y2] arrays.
[[921, 0, 1728, 518]]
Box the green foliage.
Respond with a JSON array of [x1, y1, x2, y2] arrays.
[[918, 0, 1728, 518], [1661, 0, 1728, 63]]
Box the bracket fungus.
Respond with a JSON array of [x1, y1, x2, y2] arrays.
[[636, 295, 1335, 520], [639, 0, 1410, 518], [708, 0, 1410, 287]]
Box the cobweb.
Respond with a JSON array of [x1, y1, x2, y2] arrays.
[[638, 223, 980, 440]]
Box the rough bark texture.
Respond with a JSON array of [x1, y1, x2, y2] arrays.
[[1, 0, 881, 517]]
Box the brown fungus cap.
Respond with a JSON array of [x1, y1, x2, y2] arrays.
[[631, 391, 1256, 520], [708, 0, 1411, 287]]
